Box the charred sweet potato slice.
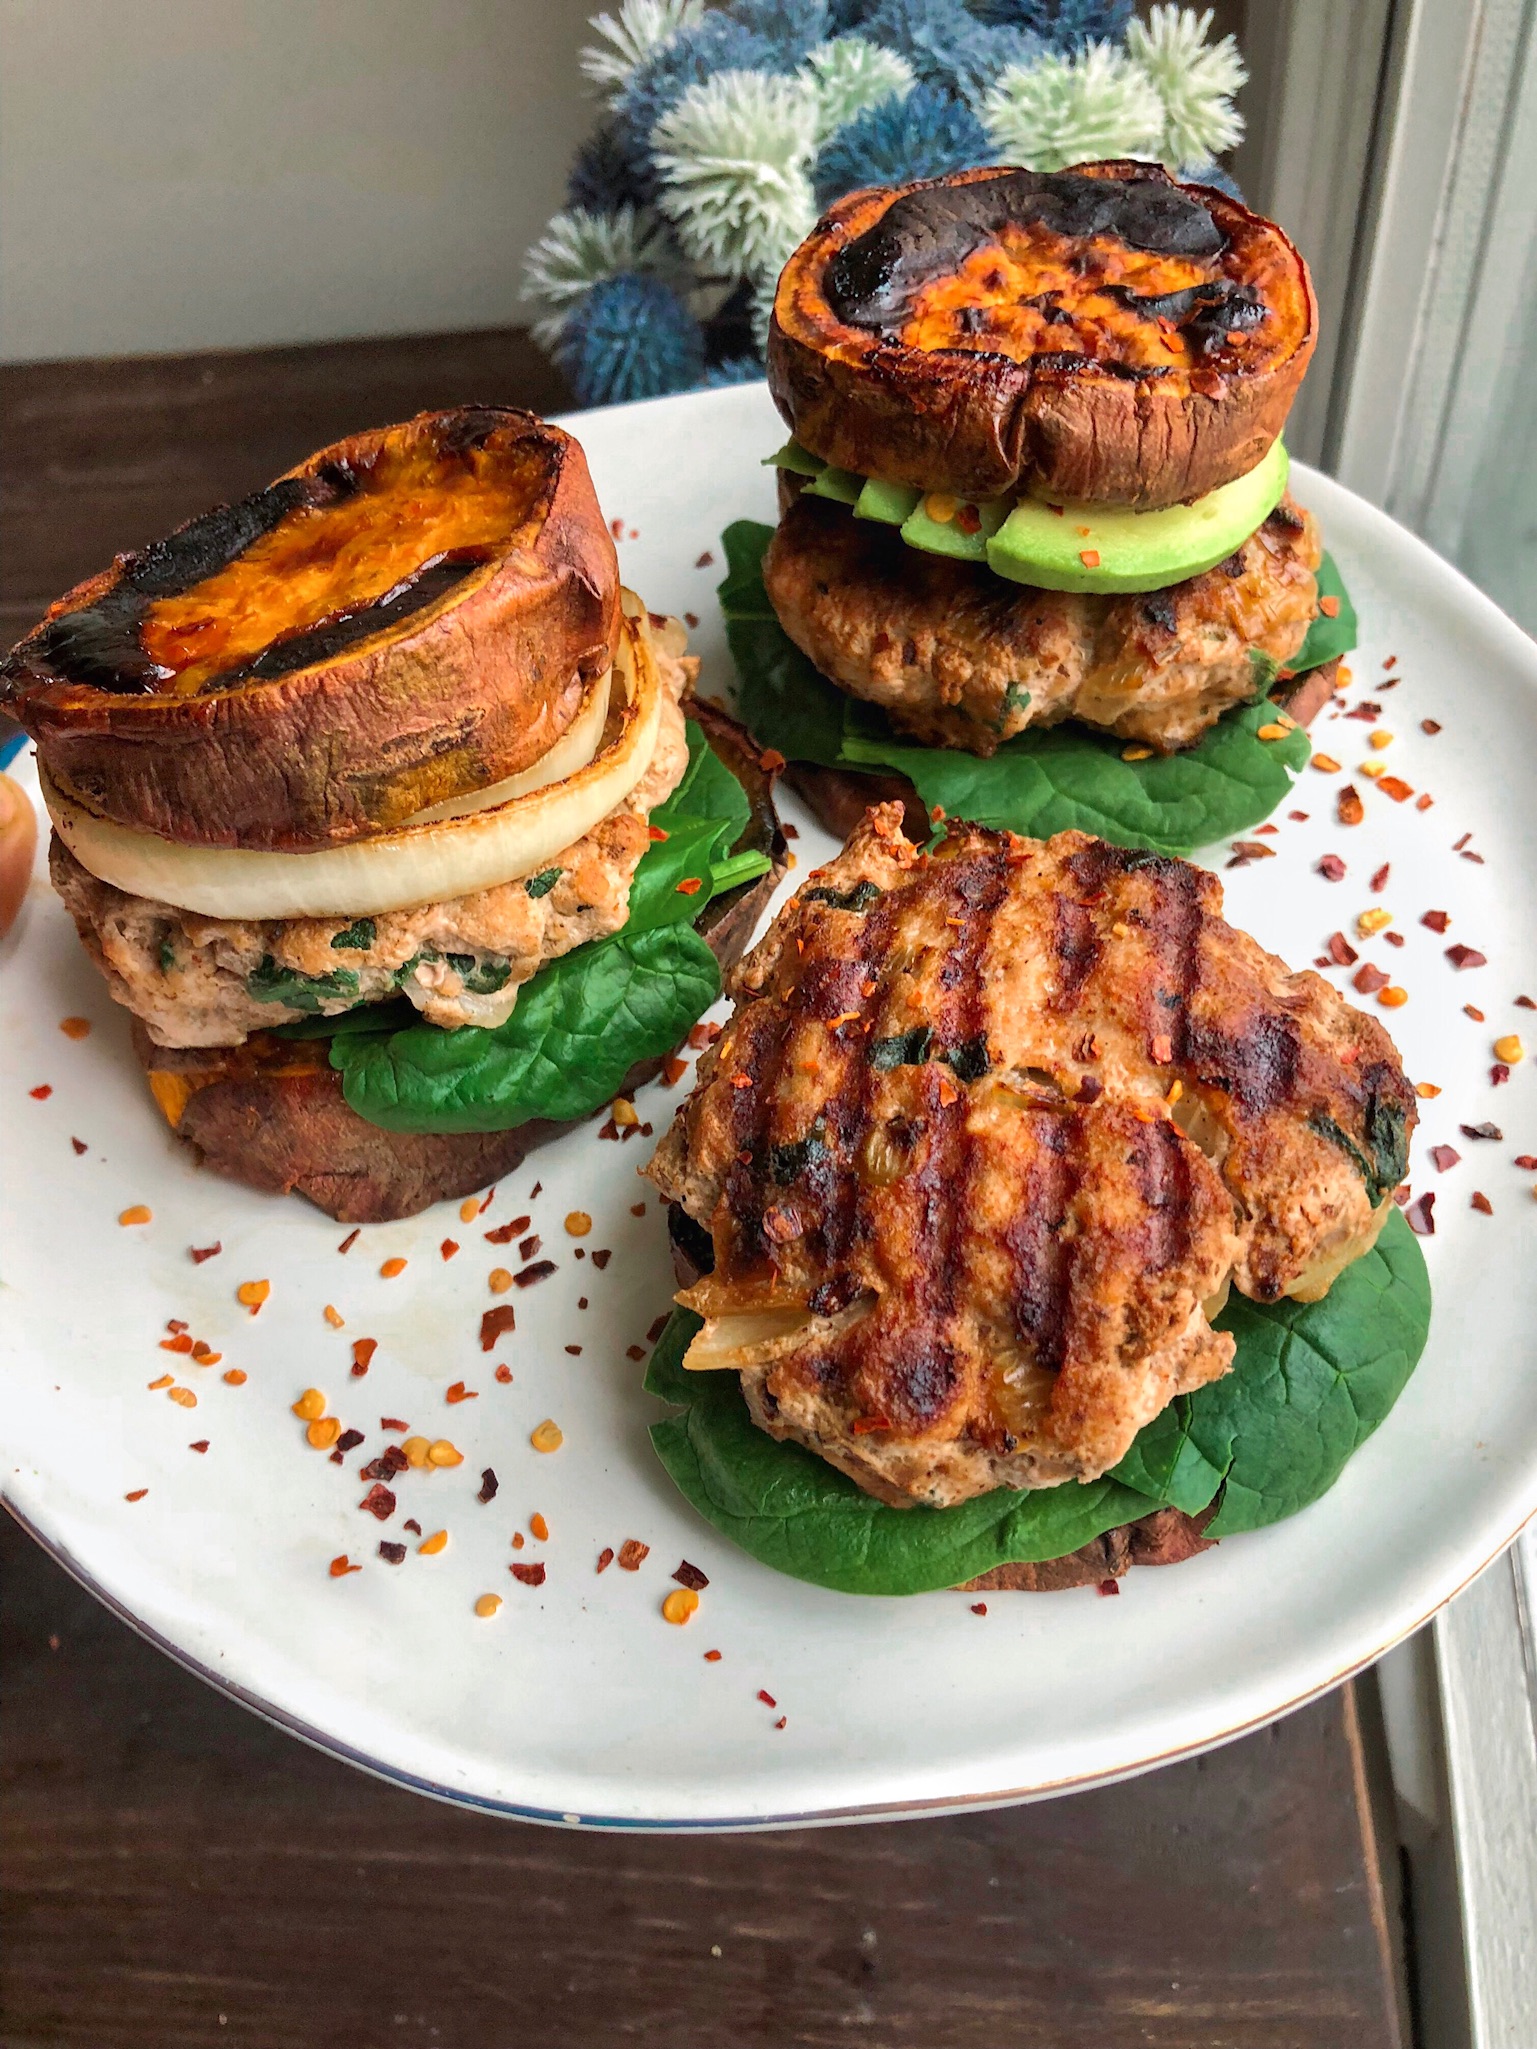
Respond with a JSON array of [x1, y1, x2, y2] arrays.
[[770, 162, 1316, 510], [1, 407, 619, 851]]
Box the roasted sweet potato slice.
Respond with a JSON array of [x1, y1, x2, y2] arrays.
[[1, 407, 619, 851], [769, 162, 1315, 510], [134, 695, 785, 1222]]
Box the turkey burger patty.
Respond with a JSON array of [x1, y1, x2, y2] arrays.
[[647, 806, 1415, 1511]]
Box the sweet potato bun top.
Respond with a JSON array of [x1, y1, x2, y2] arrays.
[[1, 407, 619, 851], [769, 162, 1316, 510]]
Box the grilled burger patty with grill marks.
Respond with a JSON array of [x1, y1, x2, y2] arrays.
[[647, 807, 1415, 1510], [765, 484, 1322, 756]]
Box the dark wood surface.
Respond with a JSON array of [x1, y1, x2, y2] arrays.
[[1, 333, 1410, 2049]]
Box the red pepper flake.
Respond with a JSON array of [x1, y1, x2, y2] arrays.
[[1430, 1145, 1461, 1172], [445, 1381, 478, 1404], [1421, 718, 1442, 734], [1098, 1579, 1121, 1597], [378, 1541, 406, 1564], [189, 1440, 209, 1454], [662, 1055, 689, 1086], [591, 1248, 612, 1271], [1492, 1064, 1511, 1086], [1370, 863, 1390, 892], [1227, 840, 1276, 867], [1319, 594, 1341, 618], [1460, 1122, 1503, 1141], [480, 1306, 516, 1350], [186, 1242, 223, 1267], [351, 1338, 377, 1377], [440, 1238, 459, 1260], [514, 1260, 556, 1288], [688, 1021, 721, 1050], [564, 1343, 582, 1356], [1421, 910, 1450, 933], [1253, 822, 1279, 836], [71, 1137, 88, 1155], [518, 1233, 540, 1261], [757, 1690, 777, 1708], [1465, 1005, 1485, 1022], [494, 1364, 513, 1384], [1337, 787, 1365, 826], [956, 503, 981, 536], [329, 1556, 362, 1578], [704, 1648, 722, 1661], [1446, 945, 1487, 969], [359, 1484, 396, 1521], [1416, 794, 1435, 811], [684, 611, 700, 629], [596, 1547, 615, 1573], [646, 1313, 671, 1343], [1405, 1193, 1437, 1236], [160, 1333, 193, 1354], [1345, 701, 1381, 722], [617, 1540, 650, 1571], [1079, 547, 1100, 568], [1462, 850, 1485, 864], [124, 1489, 148, 1502], [477, 1468, 499, 1504], [337, 1228, 360, 1254], [335, 1428, 364, 1455], [380, 1416, 409, 1432], [731, 1071, 753, 1090], [1472, 1192, 1494, 1215], [625, 1343, 646, 1361], [971, 1602, 988, 1616], [1318, 854, 1346, 881], [1288, 811, 1309, 822], [647, 824, 669, 843], [1515, 1155, 1537, 1171], [510, 1561, 546, 1587], [404, 1518, 422, 1536], [1327, 933, 1359, 967], [1377, 776, 1414, 803], [1353, 963, 1391, 995], [29, 1084, 52, 1100], [672, 1560, 709, 1591], [1385, 931, 1405, 949], [480, 1185, 498, 1213], [484, 1215, 533, 1245], [774, 1717, 787, 1731], [1516, 996, 1536, 1010], [695, 549, 714, 568], [675, 876, 703, 896]]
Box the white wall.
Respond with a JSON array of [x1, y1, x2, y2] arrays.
[[0, 0, 593, 362]]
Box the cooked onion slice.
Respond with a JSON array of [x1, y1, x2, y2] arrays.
[[46, 610, 660, 919]]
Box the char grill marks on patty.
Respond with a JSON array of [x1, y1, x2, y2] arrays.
[[647, 808, 1415, 1508]]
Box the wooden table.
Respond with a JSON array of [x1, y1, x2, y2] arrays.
[[0, 334, 1412, 2049]]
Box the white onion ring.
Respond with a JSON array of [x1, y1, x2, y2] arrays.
[[46, 609, 660, 919]]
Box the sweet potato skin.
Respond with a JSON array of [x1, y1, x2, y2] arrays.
[[769, 163, 1316, 510], [2, 409, 619, 851], [134, 696, 785, 1222]]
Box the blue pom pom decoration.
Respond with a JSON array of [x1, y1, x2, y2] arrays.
[[813, 83, 992, 204], [858, 0, 1040, 98], [727, 0, 832, 64], [968, 0, 1134, 52], [1177, 159, 1245, 202], [553, 272, 706, 408], [612, 15, 800, 199], [701, 355, 767, 387], [827, 0, 879, 27], [566, 123, 635, 215]]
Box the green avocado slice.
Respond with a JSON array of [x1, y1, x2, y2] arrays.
[[987, 438, 1290, 595], [900, 493, 1010, 563], [853, 475, 922, 525]]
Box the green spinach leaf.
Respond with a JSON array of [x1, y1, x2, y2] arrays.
[[719, 519, 1349, 856], [645, 1211, 1429, 1594]]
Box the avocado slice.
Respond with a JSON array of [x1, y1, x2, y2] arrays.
[[802, 464, 864, 505], [987, 439, 1290, 594], [764, 438, 824, 478], [900, 493, 1010, 563], [853, 475, 922, 525]]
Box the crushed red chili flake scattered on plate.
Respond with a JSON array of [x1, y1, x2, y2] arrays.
[[1370, 863, 1390, 892], [1327, 932, 1358, 966], [189, 1242, 221, 1263], [1098, 1579, 1121, 1597], [440, 1239, 459, 1260], [672, 1561, 709, 1591], [1491, 1064, 1511, 1086], [475, 1467, 499, 1504], [484, 1216, 532, 1245], [403, 1518, 422, 1536], [494, 1364, 513, 1384], [71, 1137, 87, 1155], [29, 1084, 52, 1100], [1514, 1155, 1537, 1171], [1515, 995, 1536, 1010], [1464, 1005, 1485, 1022], [1353, 964, 1391, 996], [1472, 1192, 1494, 1215], [1406, 1193, 1437, 1236], [480, 1306, 516, 1350], [124, 1489, 148, 1502], [329, 1556, 361, 1578], [617, 1540, 650, 1571], [1337, 788, 1364, 826], [337, 1229, 360, 1254], [510, 1561, 546, 1587], [359, 1484, 396, 1521], [1446, 945, 1486, 969], [1460, 1123, 1502, 1141], [1317, 855, 1346, 881], [446, 1381, 478, 1404], [351, 1338, 377, 1377], [625, 1343, 647, 1361], [757, 1690, 777, 1708], [1430, 1146, 1461, 1172], [591, 1249, 612, 1270], [596, 1547, 615, 1573], [704, 1648, 722, 1661], [378, 1541, 406, 1565], [336, 1429, 364, 1455], [514, 1260, 557, 1288], [380, 1416, 409, 1432], [189, 1440, 209, 1454]]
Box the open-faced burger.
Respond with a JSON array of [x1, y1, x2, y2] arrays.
[[643, 806, 1431, 1596], [2, 407, 784, 1221], [731, 162, 1352, 855]]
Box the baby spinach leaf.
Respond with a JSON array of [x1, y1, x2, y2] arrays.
[[247, 957, 360, 1011], [336, 924, 721, 1134], [1114, 1209, 1430, 1535], [1293, 552, 1357, 672], [719, 519, 1347, 856], [645, 1211, 1429, 1595]]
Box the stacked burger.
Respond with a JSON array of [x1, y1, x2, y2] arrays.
[[728, 160, 1352, 852], [2, 407, 781, 1220]]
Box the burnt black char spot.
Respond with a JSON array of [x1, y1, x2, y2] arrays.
[[827, 169, 1224, 333], [1104, 279, 1266, 354]]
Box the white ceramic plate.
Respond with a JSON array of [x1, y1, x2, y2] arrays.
[[3, 383, 1535, 1830]]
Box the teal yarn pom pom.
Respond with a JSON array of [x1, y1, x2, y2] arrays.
[[554, 272, 706, 407]]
